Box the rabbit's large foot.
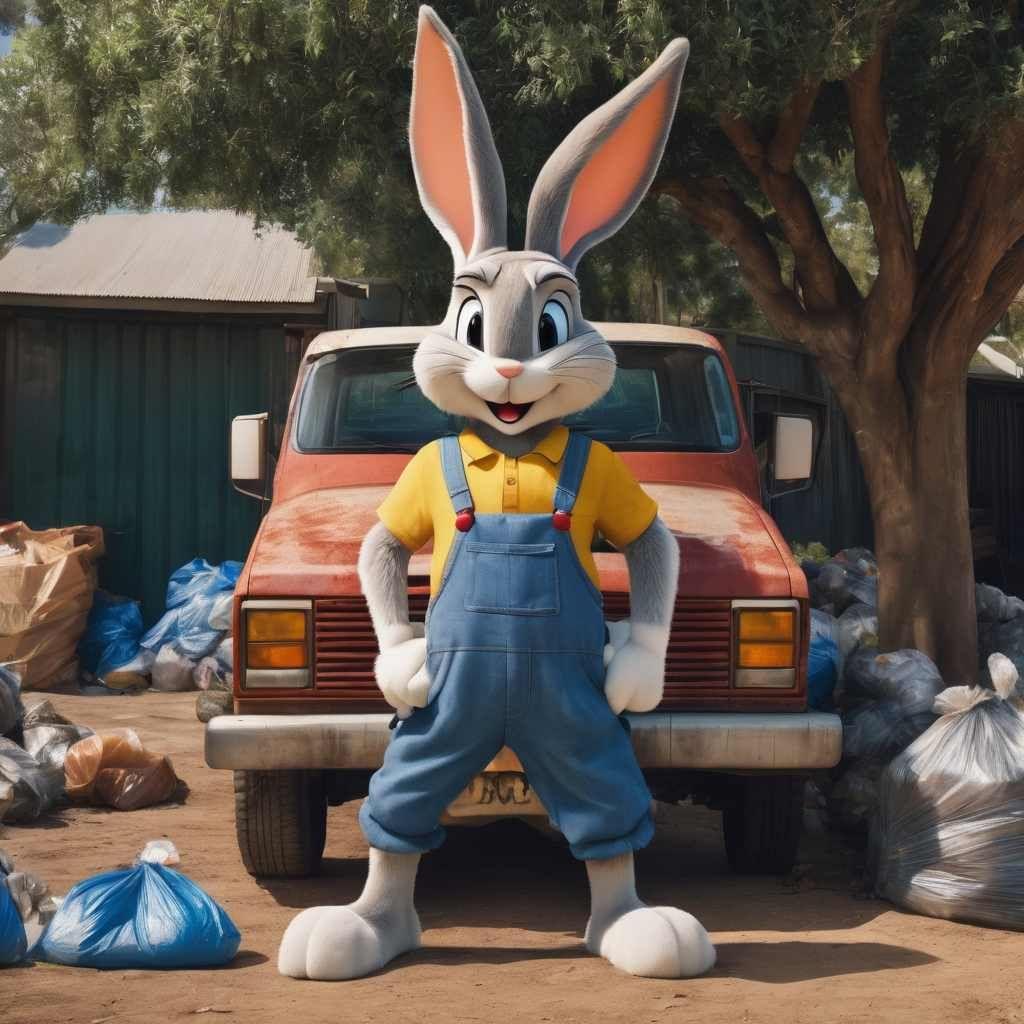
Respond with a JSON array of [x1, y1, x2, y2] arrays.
[[585, 853, 715, 978], [278, 903, 421, 980], [586, 905, 715, 978], [278, 849, 421, 980]]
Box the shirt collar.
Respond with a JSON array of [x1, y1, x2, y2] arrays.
[[459, 425, 570, 465]]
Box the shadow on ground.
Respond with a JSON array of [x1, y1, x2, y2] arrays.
[[261, 803, 892, 939]]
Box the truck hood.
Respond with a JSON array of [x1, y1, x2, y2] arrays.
[[246, 482, 802, 599]]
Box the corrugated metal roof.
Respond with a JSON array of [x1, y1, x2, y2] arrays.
[[0, 210, 319, 304]]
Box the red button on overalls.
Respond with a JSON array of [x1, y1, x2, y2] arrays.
[[552, 509, 572, 531], [455, 508, 475, 532]]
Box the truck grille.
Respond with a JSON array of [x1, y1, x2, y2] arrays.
[[602, 594, 732, 693], [314, 594, 732, 697]]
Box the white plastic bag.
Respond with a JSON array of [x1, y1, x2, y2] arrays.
[[150, 646, 197, 692], [137, 839, 180, 866], [871, 653, 1024, 930], [208, 592, 233, 632]]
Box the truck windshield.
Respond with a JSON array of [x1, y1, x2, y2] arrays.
[[294, 343, 740, 453]]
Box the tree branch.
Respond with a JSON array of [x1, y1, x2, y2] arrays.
[[845, 39, 916, 365], [657, 175, 854, 366], [718, 87, 862, 318], [973, 237, 1024, 342]]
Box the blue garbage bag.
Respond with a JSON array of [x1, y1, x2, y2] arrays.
[[0, 878, 27, 966], [36, 862, 240, 969], [141, 559, 242, 660], [808, 609, 840, 710], [79, 591, 145, 677], [165, 559, 241, 610]]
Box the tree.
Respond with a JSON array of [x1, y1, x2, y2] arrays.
[[2, 2, 1022, 681]]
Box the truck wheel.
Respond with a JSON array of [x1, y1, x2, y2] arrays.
[[234, 770, 327, 878], [722, 776, 803, 875]]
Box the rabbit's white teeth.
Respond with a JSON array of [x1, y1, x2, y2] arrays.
[[487, 401, 534, 423]]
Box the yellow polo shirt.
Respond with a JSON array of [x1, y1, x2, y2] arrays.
[[377, 426, 658, 593]]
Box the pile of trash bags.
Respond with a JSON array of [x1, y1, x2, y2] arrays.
[[2, 841, 240, 968], [0, 671, 182, 820], [871, 653, 1024, 931], [799, 546, 942, 833], [0, 522, 104, 691], [78, 558, 239, 695], [799, 542, 1024, 843]]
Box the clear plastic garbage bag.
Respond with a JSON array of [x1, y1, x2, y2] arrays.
[[0, 665, 23, 737], [842, 648, 944, 717], [0, 738, 64, 821], [837, 602, 879, 663], [870, 653, 1024, 930], [36, 854, 240, 969], [811, 548, 878, 614], [975, 583, 1024, 623], [22, 700, 95, 768], [214, 636, 233, 672], [150, 646, 197, 692], [64, 729, 179, 811]]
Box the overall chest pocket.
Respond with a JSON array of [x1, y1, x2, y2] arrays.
[[463, 542, 558, 615]]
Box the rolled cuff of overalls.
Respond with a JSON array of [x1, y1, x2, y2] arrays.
[[569, 807, 655, 862], [358, 801, 447, 855]]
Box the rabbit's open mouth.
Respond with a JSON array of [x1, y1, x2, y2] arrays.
[[486, 401, 534, 424]]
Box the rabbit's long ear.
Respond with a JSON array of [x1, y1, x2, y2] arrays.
[[525, 39, 688, 271], [409, 6, 507, 269]]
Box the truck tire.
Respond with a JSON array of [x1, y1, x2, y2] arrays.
[[234, 769, 327, 878], [722, 776, 803, 875]]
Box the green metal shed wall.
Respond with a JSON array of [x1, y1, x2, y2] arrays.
[[1, 308, 306, 622]]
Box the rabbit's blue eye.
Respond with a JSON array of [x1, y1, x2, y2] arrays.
[[456, 297, 484, 349], [538, 299, 569, 351]]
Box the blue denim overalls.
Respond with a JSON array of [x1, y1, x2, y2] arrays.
[[359, 431, 654, 860]]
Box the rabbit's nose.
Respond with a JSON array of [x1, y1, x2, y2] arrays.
[[495, 361, 523, 379]]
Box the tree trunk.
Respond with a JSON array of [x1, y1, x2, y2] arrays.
[[836, 372, 978, 685]]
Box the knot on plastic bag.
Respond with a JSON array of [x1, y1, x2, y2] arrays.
[[932, 653, 1020, 716], [137, 839, 180, 866]]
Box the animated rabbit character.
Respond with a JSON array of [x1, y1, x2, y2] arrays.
[[278, 6, 715, 982]]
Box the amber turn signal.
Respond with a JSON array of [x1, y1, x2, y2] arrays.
[[738, 610, 794, 642], [246, 609, 307, 643], [738, 642, 795, 669], [246, 642, 307, 669]]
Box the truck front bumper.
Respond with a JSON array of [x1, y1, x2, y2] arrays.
[[205, 711, 842, 773]]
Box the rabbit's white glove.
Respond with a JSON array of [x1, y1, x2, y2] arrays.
[[603, 621, 670, 715], [374, 623, 429, 720]]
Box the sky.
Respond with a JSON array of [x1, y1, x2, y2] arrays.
[[0, 32, 11, 56]]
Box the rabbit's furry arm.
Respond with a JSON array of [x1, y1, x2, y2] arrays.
[[358, 521, 425, 650], [605, 516, 679, 714], [623, 516, 679, 631]]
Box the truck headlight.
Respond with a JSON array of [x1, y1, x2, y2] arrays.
[[241, 600, 312, 688], [733, 601, 798, 688]]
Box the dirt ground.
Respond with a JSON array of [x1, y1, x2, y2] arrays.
[[3, 692, 1023, 1024]]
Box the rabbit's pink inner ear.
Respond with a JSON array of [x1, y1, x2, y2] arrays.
[[560, 75, 673, 260], [411, 19, 475, 260]]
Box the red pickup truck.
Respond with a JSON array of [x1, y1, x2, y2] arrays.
[[206, 322, 842, 878]]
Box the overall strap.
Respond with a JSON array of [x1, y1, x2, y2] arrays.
[[439, 434, 473, 512], [552, 432, 592, 514]]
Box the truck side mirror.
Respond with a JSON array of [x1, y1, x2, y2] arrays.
[[231, 413, 270, 500], [770, 413, 814, 493]]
